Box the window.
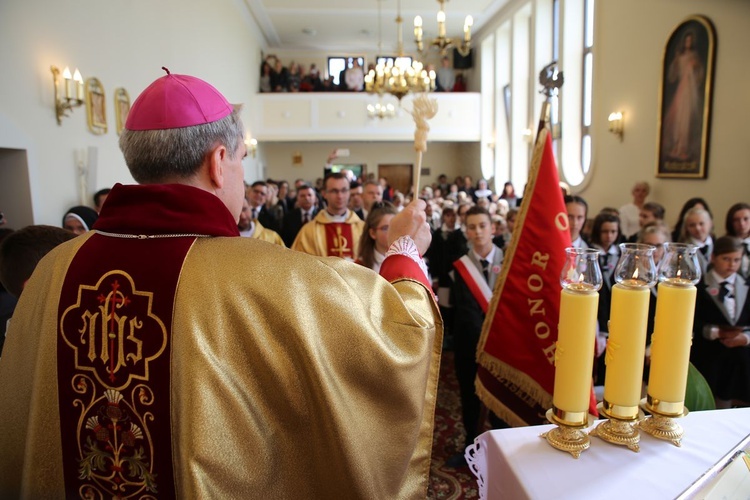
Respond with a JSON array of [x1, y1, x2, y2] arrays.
[[558, 0, 595, 187], [580, 0, 595, 179], [480, 0, 595, 189], [327, 57, 365, 86]]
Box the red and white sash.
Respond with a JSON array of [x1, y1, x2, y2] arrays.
[[453, 255, 492, 313]]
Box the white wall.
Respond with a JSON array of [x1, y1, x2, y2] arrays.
[[0, 0, 264, 226], [589, 0, 750, 231]]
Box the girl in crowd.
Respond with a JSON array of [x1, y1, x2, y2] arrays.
[[356, 202, 398, 273], [680, 206, 715, 275], [725, 202, 750, 279], [589, 212, 622, 384], [499, 182, 518, 209], [672, 197, 712, 243]]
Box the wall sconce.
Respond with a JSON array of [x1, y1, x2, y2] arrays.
[[51, 65, 84, 125], [522, 128, 533, 143], [245, 134, 258, 158], [608, 111, 624, 141]]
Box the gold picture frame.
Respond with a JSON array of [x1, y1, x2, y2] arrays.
[[114, 88, 130, 135], [656, 15, 716, 179], [85, 77, 107, 135]]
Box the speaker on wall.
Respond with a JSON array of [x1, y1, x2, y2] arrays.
[[453, 48, 473, 69]]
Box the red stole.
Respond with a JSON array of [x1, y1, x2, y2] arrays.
[[453, 255, 492, 313], [324, 223, 355, 259], [57, 234, 194, 497]]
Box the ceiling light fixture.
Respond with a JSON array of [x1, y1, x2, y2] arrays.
[[365, 0, 435, 102], [414, 0, 473, 57]]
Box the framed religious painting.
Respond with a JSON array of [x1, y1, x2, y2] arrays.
[[114, 88, 130, 135], [85, 77, 107, 135], [656, 15, 716, 179]]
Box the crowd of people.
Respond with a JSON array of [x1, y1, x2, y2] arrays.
[[0, 68, 748, 493], [259, 54, 466, 93]]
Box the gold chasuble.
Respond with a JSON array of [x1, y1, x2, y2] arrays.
[[251, 220, 285, 246], [0, 183, 442, 498], [291, 210, 364, 259]]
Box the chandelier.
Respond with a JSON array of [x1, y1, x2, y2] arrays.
[[414, 0, 473, 57], [367, 101, 396, 119], [364, 0, 435, 102]]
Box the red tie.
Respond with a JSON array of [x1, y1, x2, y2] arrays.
[[303, 212, 310, 224]]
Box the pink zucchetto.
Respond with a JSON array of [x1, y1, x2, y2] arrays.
[[124, 67, 233, 131]]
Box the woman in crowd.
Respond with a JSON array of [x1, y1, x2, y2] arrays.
[[473, 179, 493, 203], [260, 61, 273, 93], [500, 182, 518, 209], [62, 206, 98, 236], [356, 202, 397, 273]]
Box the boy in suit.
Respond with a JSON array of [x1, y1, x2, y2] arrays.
[[449, 206, 504, 465], [691, 236, 750, 408]]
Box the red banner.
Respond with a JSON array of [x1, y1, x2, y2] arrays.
[[476, 129, 597, 426]]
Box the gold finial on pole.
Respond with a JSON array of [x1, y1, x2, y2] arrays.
[[410, 94, 438, 197]]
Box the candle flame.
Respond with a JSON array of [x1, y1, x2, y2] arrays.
[[633, 268, 639, 280], [676, 269, 682, 278], [578, 273, 584, 283]]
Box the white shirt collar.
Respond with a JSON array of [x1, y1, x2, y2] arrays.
[[323, 209, 348, 222], [239, 221, 255, 238], [472, 245, 497, 264], [692, 235, 713, 247], [711, 270, 736, 286]]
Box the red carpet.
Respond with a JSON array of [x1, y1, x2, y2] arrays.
[[428, 350, 480, 499]]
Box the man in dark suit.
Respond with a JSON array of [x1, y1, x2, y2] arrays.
[[281, 184, 318, 247], [349, 181, 365, 221], [246, 181, 280, 232]]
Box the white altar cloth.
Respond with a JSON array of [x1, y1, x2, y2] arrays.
[[466, 407, 750, 499]]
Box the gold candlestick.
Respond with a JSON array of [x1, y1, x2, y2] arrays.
[[540, 408, 594, 459], [590, 401, 645, 452], [639, 397, 689, 446]]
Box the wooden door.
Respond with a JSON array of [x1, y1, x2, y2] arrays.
[[378, 164, 413, 197]]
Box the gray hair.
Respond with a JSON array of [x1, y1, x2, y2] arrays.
[[119, 106, 244, 184]]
